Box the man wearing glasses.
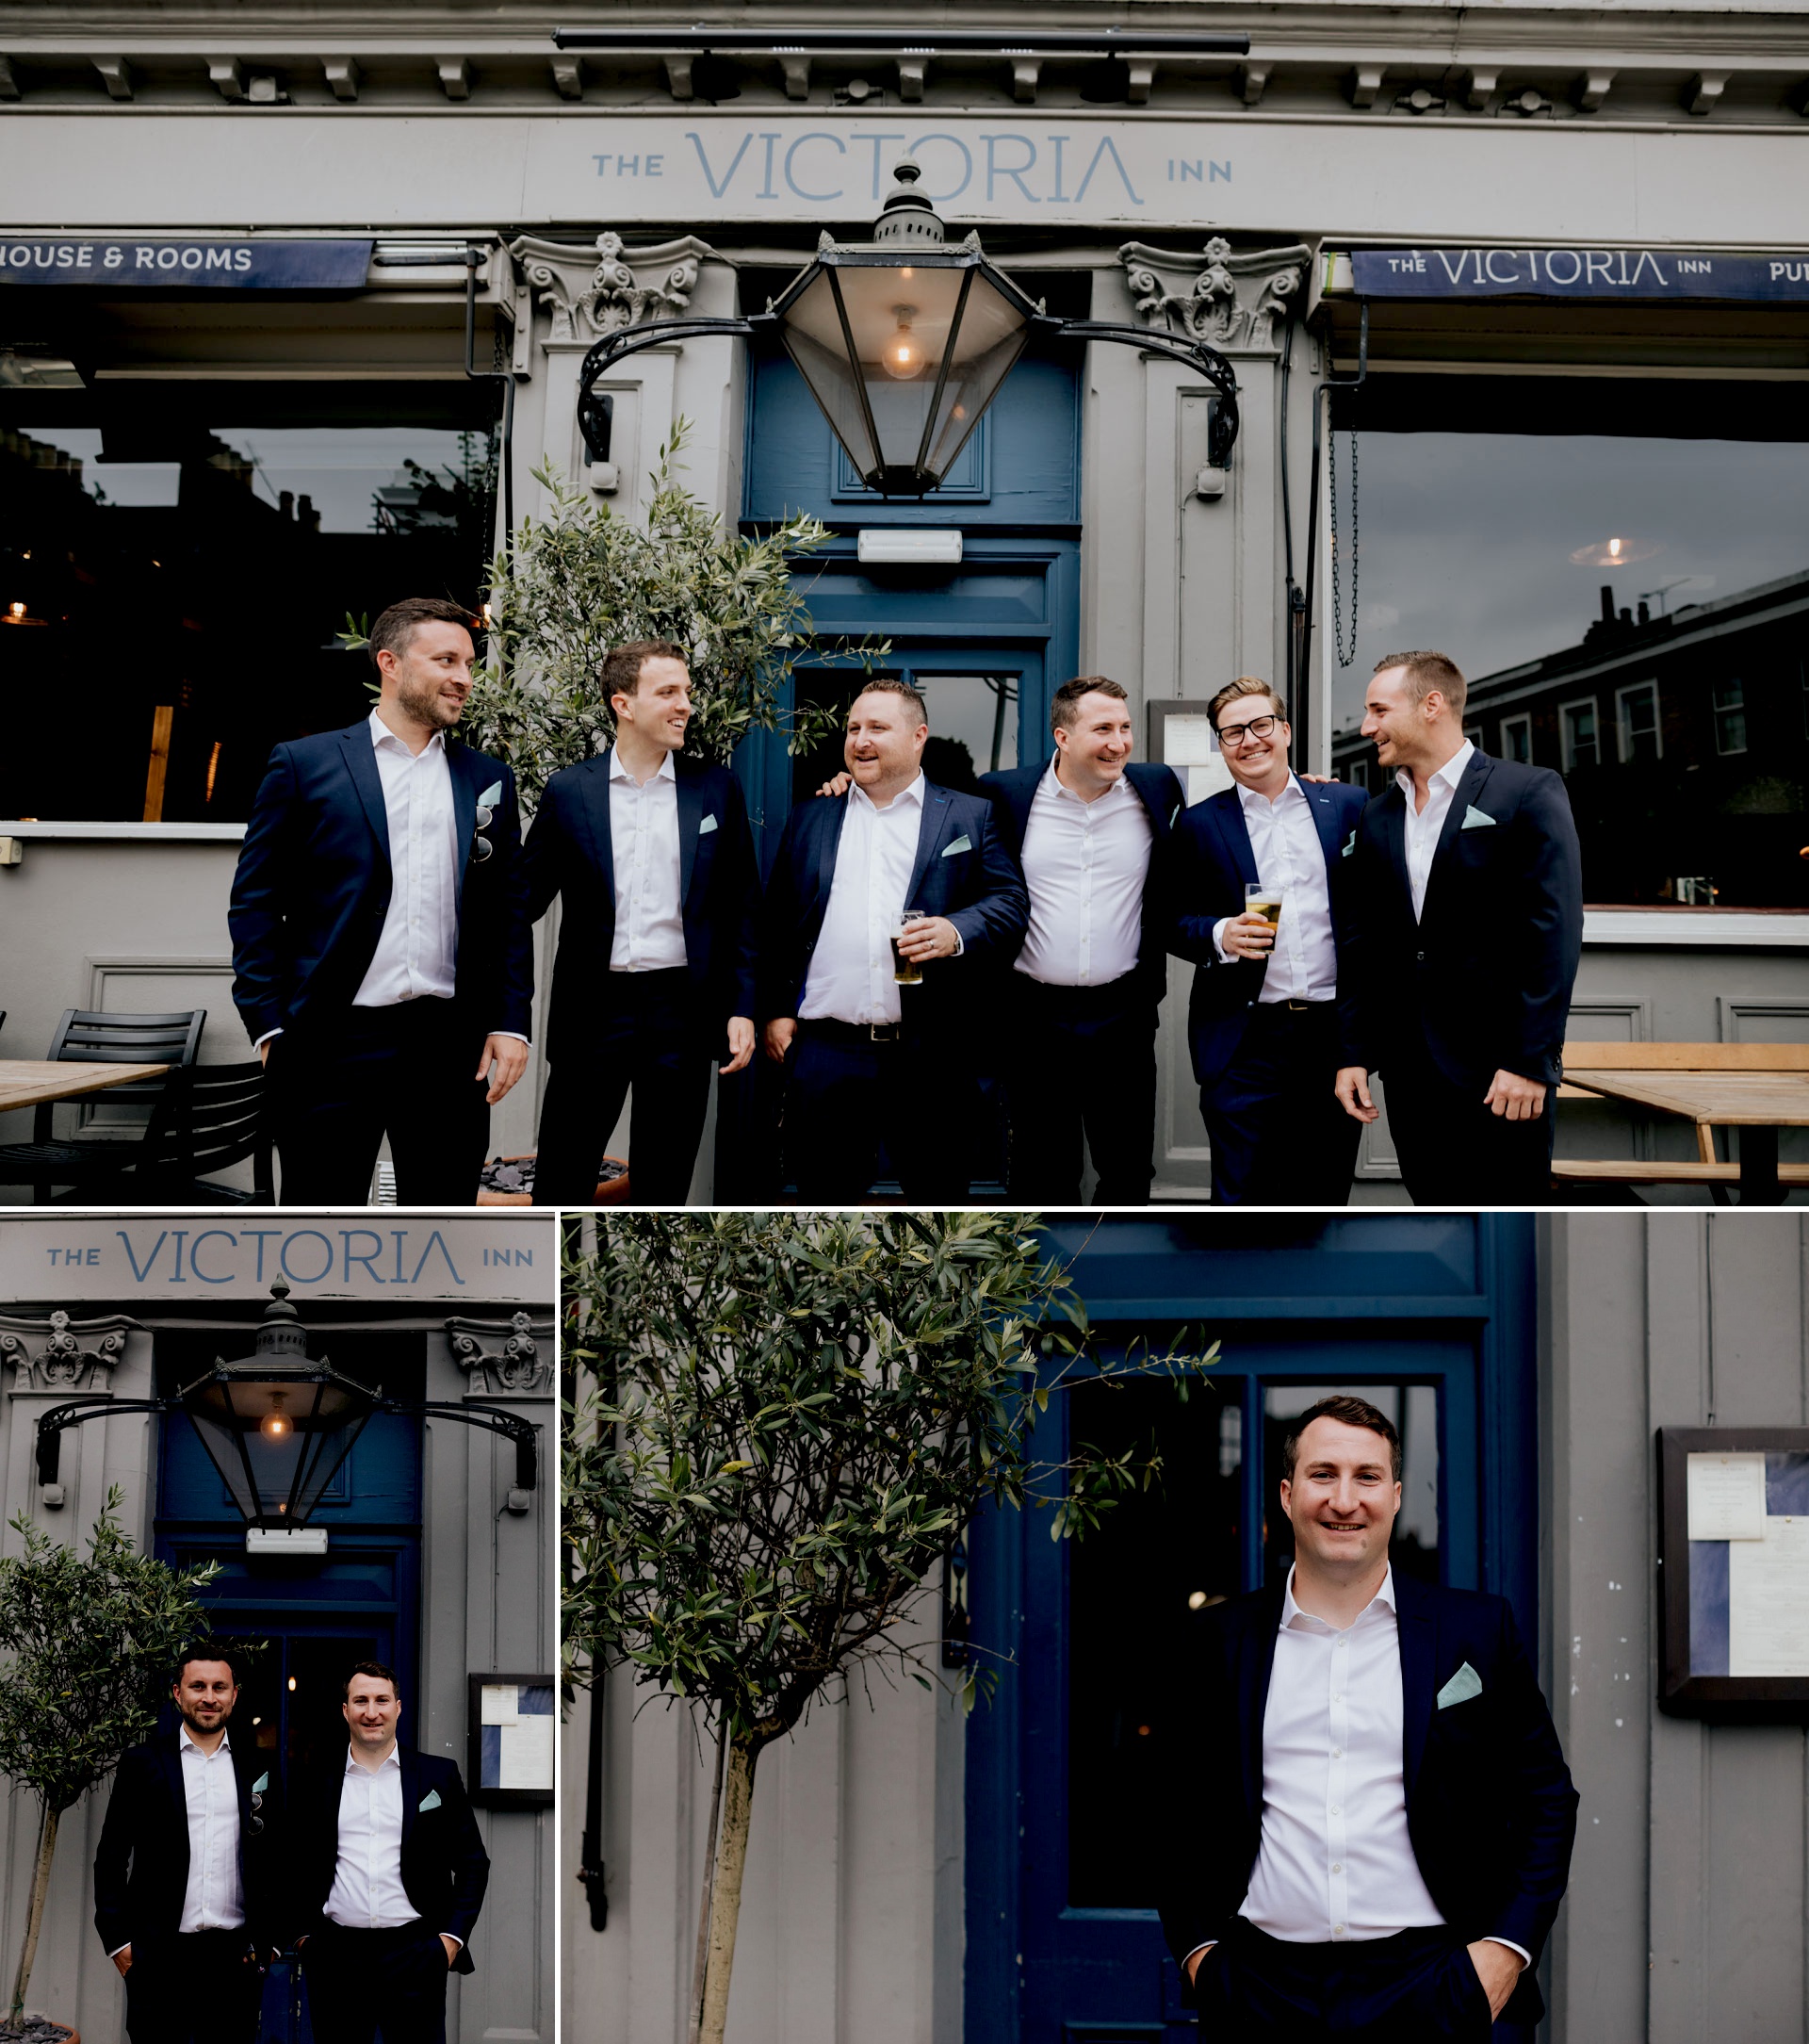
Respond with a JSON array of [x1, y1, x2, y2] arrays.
[[1169, 677, 1368, 1204], [229, 597, 532, 1204]]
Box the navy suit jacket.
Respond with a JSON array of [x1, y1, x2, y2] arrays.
[[758, 779, 1029, 1030], [978, 758, 1186, 1006], [1157, 1573, 1577, 2027], [1345, 752, 1583, 1090], [228, 722, 533, 1046], [93, 1730, 281, 1960], [288, 1745, 489, 1974], [522, 752, 760, 1066], [1168, 777, 1369, 1085]]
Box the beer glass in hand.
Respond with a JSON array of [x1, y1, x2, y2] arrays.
[[893, 913, 927, 985]]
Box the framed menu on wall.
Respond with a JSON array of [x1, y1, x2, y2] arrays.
[[468, 1673, 556, 1808]]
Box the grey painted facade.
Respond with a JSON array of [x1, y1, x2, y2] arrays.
[[573, 1211, 1809, 2044], [3, 2, 1806, 1201], [0, 1211, 555, 2042]]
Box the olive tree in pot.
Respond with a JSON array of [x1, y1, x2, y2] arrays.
[[562, 1211, 1217, 2044], [0, 1491, 223, 2038]]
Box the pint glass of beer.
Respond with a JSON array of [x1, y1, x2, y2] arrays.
[[893, 914, 926, 985], [1245, 881, 1283, 934]]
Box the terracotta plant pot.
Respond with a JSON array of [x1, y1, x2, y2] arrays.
[[0, 2022, 80, 2043], [477, 1153, 630, 1206]]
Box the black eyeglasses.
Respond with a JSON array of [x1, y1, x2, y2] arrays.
[[1216, 713, 1281, 748]]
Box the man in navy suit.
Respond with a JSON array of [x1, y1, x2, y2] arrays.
[[94, 1647, 280, 2044], [760, 677, 1028, 1202], [1159, 1396, 1576, 2040], [291, 1661, 489, 2044], [1170, 677, 1369, 1204], [229, 597, 533, 1205], [979, 677, 1183, 1204], [1335, 650, 1583, 1206], [522, 639, 759, 1205]]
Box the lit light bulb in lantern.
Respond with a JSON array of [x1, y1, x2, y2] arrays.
[[261, 1396, 290, 1441], [881, 306, 925, 381]]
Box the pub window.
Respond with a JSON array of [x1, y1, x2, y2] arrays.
[[1618, 681, 1661, 764], [1501, 712, 1533, 764], [1330, 375, 1809, 907], [0, 380, 501, 825], [1561, 699, 1599, 771]]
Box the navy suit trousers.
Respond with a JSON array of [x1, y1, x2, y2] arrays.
[[1382, 1054, 1556, 1207], [532, 970, 713, 1207], [1200, 1004, 1361, 1207], [783, 1023, 974, 1203], [1197, 1921, 1497, 2042], [303, 1921, 451, 2044], [1005, 974, 1158, 1205], [122, 1928, 265, 2044]]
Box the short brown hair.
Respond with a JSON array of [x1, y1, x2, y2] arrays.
[[1281, 1394, 1402, 1483], [367, 597, 478, 672], [1051, 675, 1129, 734], [601, 639, 687, 703], [852, 675, 927, 727], [1209, 676, 1287, 731], [343, 1659, 399, 1703], [1372, 648, 1467, 721]]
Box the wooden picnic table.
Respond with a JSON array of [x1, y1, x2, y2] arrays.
[[0, 1058, 173, 1115], [1561, 1067, 1809, 1205]]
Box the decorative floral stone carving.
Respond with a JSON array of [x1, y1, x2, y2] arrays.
[[448, 1312, 554, 1396], [508, 230, 718, 344], [0, 1310, 131, 1391], [1118, 237, 1312, 353]]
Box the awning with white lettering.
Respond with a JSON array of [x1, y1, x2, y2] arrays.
[[0, 237, 374, 287], [1323, 247, 1809, 303]]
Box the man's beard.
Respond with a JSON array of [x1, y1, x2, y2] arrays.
[[178, 1699, 233, 1737], [397, 671, 462, 729]]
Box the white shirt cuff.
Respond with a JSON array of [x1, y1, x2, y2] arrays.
[[489, 1032, 530, 1047], [254, 1028, 283, 1049], [441, 1933, 464, 1950], [107, 1942, 129, 1960], [1183, 1940, 1216, 1968], [1211, 918, 1232, 964], [1483, 1937, 1532, 1968]]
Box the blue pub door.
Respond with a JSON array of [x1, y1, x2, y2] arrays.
[[153, 1325, 426, 2043], [964, 1215, 1540, 2044]]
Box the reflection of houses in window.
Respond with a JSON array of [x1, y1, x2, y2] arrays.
[[1332, 567, 1809, 906]]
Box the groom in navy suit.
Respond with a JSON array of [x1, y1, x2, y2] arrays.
[[522, 639, 760, 1205], [979, 677, 1184, 1204], [229, 597, 532, 1205], [1159, 1396, 1576, 2040], [1335, 650, 1583, 1206], [1170, 677, 1368, 1204], [760, 677, 1027, 1202]]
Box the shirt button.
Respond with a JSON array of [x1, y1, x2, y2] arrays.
[[1331, 1747, 1343, 1758], [1334, 1924, 1347, 1938], [1329, 1805, 1342, 1816], [1331, 1862, 1344, 1875]]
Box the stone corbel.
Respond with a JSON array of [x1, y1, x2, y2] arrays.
[[508, 229, 718, 346], [1, 1309, 133, 1392], [448, 1313, 554, 1397], [1118, 237, 1312, 354]]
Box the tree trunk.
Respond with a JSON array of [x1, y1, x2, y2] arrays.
[[687, 1724, 726, 2044], [8, 1799, 59, 2024], [695, 1738, 760, 2044]]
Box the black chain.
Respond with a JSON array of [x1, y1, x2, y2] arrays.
[[1329, 424, 1360, 667]]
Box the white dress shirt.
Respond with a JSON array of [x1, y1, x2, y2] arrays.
[[352, 711, 461, 1008], [1398, 740, 1475, 924], [800, 777, 927, 1026], [176, 1726, 248, 1936], [325, 1747, 419, 1931], [1186, 1565, 1529, 1970], [1211, 775, 1337, 1002], [1014, 761, 1150, 988], [607, 746, 688, 971]]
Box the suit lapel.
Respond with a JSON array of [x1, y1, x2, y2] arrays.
[[1210, 792, 1261, 891], [447, 739, 479, 920], [339, 727, 392, 871], [676, 762, 705, 908], [399, 1745, 420, 1853], [1309, 786, 1346, 870], [1239, 1587, 1286, 1820], [1426, 748, 1490, 884], [905, 784, 952, 907], [1378, 784, 1410, 907], [156, 1732, 193, 1887], [814, 795, 849, 907], [1395, 1573, 1438, 1800], [579, 753, 616, 905]]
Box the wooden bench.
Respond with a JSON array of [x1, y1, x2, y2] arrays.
[[1553, 1042, 1809, 1192]]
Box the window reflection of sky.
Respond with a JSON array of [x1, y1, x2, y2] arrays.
[[1330, 434, 1809, 733], [23, 423, 478, 533]]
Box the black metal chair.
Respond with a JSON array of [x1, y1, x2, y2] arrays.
[[127, 1059, 275, 1205], [0, 1008, 205, 1203]]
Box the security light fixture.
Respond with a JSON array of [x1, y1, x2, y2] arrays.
[[577, 163, 1243, 499], [36, 1280, 541, 1532]]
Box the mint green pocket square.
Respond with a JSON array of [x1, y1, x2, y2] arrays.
[[1436, 1661, 1483, 1709], [475, 781, 502, 811], [418, 1789, 443, 1812], [698, 813, 718, 835], [1460, 806, 1496, 831], [941, 834, 972, 858], [252, 1773, 269, 1795], [1341, 831, 1357, 858]]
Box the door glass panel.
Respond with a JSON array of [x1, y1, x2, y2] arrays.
[[913, 673, 1019, 782], [1066, 1375, 1241, 1906], [1262, 1383, 1440, 1592]]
